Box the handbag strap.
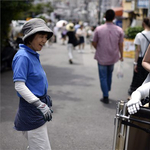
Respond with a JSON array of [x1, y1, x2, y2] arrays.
[[141, 33, 150, 57], [141, 33, 150, 43]]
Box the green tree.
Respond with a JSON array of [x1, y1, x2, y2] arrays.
[[125, 26, 143, 39], [1, 1, 32, 48], [29, 2, 54, 18], [1, 1, 54, 49]]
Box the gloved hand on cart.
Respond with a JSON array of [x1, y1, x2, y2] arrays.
[[127, 81, 150, 114], [127, 91, 142, 114]]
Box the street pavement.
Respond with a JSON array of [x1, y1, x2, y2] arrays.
[[1, 41, 134, 150]]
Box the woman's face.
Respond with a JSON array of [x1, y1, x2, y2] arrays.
[[28, 33, 48, 51]]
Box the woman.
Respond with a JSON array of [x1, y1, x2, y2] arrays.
[[87, 26, 96, 52], [76, 24, 86, 53], [127, 45, 150, 114], [61, 22, 67, 45], [128, 17, 150, 97], [12, 18, 53, 150]]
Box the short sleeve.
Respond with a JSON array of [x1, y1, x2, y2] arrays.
[[12, 56, 29, 82], [93, 28, 98, 43], [134, 33, 141, 45], [119, 29, 124, 43]]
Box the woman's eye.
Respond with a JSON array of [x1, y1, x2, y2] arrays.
[[39, 35, 43, 38]]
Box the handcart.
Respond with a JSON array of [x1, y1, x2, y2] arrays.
[[112, 100, 150, 150]]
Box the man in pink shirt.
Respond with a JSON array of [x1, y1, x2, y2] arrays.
[[92, 9, 124, 104]]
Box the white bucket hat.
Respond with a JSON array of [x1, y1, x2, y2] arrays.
[[66, 23, 75, 31], [22, 18, 53, 41]]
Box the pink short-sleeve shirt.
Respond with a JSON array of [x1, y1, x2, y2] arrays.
[[93, 23, 124, 65]]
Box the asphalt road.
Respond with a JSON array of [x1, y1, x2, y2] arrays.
[[1, 42, 133, 150]]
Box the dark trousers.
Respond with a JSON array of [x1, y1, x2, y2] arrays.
[[128, 57, 149, 95]]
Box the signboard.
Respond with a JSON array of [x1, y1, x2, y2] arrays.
[[123, 39, 135, 58], [137, 0, 149, 8]]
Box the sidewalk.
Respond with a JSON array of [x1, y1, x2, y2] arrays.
[[1, 42, 134, 150]]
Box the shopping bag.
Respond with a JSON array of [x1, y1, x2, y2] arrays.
[[73, 36, 80, 47], [117, 61, 123, 79]]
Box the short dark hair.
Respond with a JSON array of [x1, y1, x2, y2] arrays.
[[24, 31, 49, 45], [105, 9, 115, 21], [143, 17, 150, 28]]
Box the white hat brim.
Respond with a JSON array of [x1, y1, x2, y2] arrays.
[[23, 26, 53, 41]]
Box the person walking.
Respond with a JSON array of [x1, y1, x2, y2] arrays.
[[12, 18, 53, 150], [128, 17, 150, 98], [66, 22, 77, 64], [53, 24, 58, 43], [76, 24, 86, 53], [61, 22, 67, 45], [87, 26, 96, 52], [92, 9, 124, 104]]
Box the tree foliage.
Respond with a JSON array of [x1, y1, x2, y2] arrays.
[[29, 2, 54, 18], [1, 1, 54, 48], [1, 1, 32, 47], [125, 26, 143, 39]]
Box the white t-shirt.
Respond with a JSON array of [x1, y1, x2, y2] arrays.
[[76, 28, 86, 37], [88, 29, 94, 41], [134, 30, 150, 57]]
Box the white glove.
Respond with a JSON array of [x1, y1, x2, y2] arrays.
[[33, 101, 52, 121], [127, 91, 142, 114]]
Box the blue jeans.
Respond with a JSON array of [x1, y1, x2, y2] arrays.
[[98, 63, 114, 98]]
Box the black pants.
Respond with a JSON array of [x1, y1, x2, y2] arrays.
[[128, 57, 149, 95]]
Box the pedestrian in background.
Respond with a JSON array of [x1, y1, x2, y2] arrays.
[[61, 22, 67, 45], [12, 18, 53, 150], [92, 9, 124, 104], [66, 22, 76, 64], [87, 26, 96, 52], [128, 17, 150, 99], [74, 21, 80, 32], [76, 24, 86, 53], [53, 24, 58, 43], [46, 19, 55, 46]]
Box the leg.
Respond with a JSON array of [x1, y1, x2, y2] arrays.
[[82, 41, 84, 50], [107, 64, 114, 92], [78, 44, 81, 53], [98, 63, 109, 98], [24, 123, 51, 150], [67, 44, 73, 64]]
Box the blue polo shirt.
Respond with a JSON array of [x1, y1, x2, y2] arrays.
[[12, 44, 48, 97]]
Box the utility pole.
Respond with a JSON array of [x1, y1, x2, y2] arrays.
[[148, 0, 150, 17], [98, 0, 102, 24]]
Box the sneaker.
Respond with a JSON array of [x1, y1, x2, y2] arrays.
[[81, 49, 84, 53], [69, 59, 73, 64], [100, 97, 109, 104]]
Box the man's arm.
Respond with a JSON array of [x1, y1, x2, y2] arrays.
[[92, 41, 97, 49], [119, 42, 123, 61]]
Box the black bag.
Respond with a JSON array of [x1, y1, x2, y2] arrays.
[[73, 36, 80, 47]]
